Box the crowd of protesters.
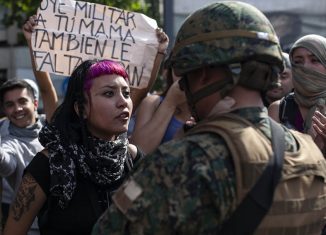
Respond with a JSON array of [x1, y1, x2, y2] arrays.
[[0, 1, 325, 235]]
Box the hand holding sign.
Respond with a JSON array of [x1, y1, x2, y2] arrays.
[[32, 0, 160, 89], [156, 28, 169, 54]]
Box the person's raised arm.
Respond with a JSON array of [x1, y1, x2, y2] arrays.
[[130, 28, 169, 112], [3, 173, 46, 235], [22, 15, 58, 122], [130, 79, 186, 154]]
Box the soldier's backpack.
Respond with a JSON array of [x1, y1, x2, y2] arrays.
[[187, 113, 326, 235]]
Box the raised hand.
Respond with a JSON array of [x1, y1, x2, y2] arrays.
[[22, 15, 37, 45]]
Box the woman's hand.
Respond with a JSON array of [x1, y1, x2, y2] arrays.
[[311, 110, 326, 152], [164, 79, 187, 108], [156, 28, 169, 54], [175, 96, 236, 137], [22, 15, 37, 45]]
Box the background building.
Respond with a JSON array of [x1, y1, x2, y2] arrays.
[[171, 0, 326, 51]]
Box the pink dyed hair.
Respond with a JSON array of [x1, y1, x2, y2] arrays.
[[84, 60, 129, 92]]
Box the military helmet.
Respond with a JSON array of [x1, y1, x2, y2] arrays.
[[171, 1, 284, 76], [282, 52, 291, 69]]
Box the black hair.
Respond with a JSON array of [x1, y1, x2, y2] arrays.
[[51, 59, 128, 149], [0, 79, 35, 107], [51, 60, 92, 148]]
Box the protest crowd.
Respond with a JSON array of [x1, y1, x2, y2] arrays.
[[0, 0, 325, 235]]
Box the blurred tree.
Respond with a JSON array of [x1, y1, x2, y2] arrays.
[[0, 0, 164, 92], [0, 0, 161, 49], [0, 0, 160, 27]]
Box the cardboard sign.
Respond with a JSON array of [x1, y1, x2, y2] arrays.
[[32, 0, 159, 88]]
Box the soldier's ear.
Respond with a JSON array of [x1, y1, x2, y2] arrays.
[[198, 67, 209, 85], [204, 66, 229, 84], [186, 68, 206, 85]]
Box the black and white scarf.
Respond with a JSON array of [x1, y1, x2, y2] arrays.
[[39, 124, 128, 209]]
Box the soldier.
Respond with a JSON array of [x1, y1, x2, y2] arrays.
[[92, 2, 326, 235]]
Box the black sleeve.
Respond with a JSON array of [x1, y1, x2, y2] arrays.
[[25, 152, 51, 196], [133, 146, 145, 164], [124, 146, 144, 173]]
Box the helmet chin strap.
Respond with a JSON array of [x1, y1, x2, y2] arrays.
[[180, 77, 234, 121]]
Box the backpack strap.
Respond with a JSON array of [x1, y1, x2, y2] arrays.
[[279, 93, 297, 127], [219, 118, 285, 235], [279, 96, 286, 121]]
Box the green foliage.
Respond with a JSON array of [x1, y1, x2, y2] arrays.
[[0, 0, 159, 27], [0, 0, 164, 91]]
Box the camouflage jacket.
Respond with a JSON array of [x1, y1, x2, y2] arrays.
[[92, 107, 297, 235]]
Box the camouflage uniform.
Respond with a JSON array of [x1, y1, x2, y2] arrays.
[[92, 2, 326, 234], [92, 108, 298, 235]]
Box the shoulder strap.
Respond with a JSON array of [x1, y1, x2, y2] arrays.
[[279, 93, 296, 125], [279, 97, 286, 121], [219, 118, 285, 235]]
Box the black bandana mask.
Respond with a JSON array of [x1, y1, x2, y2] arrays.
[[39, 124, 128, 209]]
